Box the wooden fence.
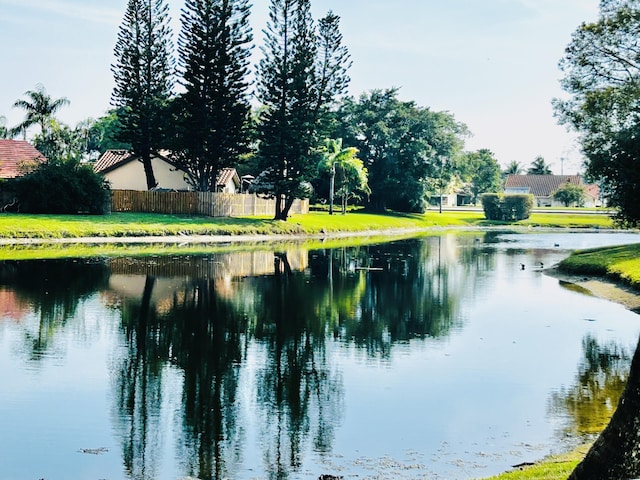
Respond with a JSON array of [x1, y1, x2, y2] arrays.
[[111, 190, 309, 217]]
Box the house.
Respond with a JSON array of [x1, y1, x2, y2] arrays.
[[94, 150, 191, 191], [215, 167, 241, 193], [94, 149, 243, 193], [0, 139, 46, 179], [504, 174, 601, 207]]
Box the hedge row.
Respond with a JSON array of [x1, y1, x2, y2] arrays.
[[481, 194, 534, 221]]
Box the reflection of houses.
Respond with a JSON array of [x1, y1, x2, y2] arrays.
[[504, 174, 601, 207], [94, 149, 241, 192], [0, 288, 32, 322], [106, 251, 309, 306], [0, 139, 46, 179]]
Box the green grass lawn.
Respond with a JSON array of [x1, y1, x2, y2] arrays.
[[0, 209, 614, 239], [479, 446, 589, 480], [559, 242, 640, 288]]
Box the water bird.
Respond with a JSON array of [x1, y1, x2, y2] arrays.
[[554, 243, 560, 247], [520, 263, 525, 270]]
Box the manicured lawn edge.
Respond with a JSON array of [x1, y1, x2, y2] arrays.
[[558, 243, 640, 289], [0, 210, 614, 240]]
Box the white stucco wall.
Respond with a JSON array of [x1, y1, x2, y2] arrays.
[[104, 157, 191, 191]]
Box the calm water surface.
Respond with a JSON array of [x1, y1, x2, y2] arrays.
[[1, 231, 640, 480]]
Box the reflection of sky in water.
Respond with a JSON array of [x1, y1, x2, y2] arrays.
[[328, 238, 640, 478], [1, 232, 640, 480], [486, 231, 640, 251]]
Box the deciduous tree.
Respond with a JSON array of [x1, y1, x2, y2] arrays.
[[335, 89, 467, 213], [556, 4, 640, 476], [553, 181, 586, 207], [555, 0, 640, 225], [457, 149, 502, 204]]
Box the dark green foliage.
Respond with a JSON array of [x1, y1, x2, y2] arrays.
[[457, 149, 503, 203], [10, 160, 111, 215], [553, 181, 587, 207], [173, 0, 253, 191], [481, 194, 533, 221], [481, 194, 502, 220], [111, 0, 174, 190], [556, 0, 640, 226], [256, 0, 350, 220], [527, 156, 552, 175], [334, 89, 467, 213], [503, 194, 533, 220], [87, 110, 132, 155]]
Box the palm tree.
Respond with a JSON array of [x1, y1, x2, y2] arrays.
[[527, 156, 553, 175], [319, 138, 369, 214], [0, 116, 9, 139], [504, 160, 522, 175], [12, 84, 70, 137]]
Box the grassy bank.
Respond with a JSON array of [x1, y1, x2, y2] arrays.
[[559, 242, 640, 288], [483, 242, 640, 480], [0, 209, 614, 239]]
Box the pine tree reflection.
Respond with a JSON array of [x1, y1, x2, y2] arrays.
[[253, 251, 344, 480], [550, 335, 631, 438], [169, 277, 248, 480], [115, 275, 165, 480]]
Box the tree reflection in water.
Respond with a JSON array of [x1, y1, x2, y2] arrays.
[[550, 334, 632, 439], [0, 234, 499, 480], [0, 259, 109, 361]]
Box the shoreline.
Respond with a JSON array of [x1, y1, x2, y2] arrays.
[[544, 266, 640, 312], [0, 225, 623, 246]]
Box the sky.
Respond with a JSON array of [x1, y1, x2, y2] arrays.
[[0, 0, 600, 174]]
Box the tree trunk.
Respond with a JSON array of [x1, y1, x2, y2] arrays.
[[141, 152, 158, 190], [276, 194, 295, 221], [569, 334, 640, 480]]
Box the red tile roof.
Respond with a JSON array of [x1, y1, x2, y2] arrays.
[[504, 175, 583, 197], [95, 150, 240, 190], [216, 167, 240, 188], [0, 140, 46, 179], [93, 149, 135, 173], [94, 149, 178, 174]]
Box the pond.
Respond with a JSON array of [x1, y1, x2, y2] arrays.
[[1, 231, 640, 480]]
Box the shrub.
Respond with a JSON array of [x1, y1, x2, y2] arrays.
[[481, 193, 533, 221], [481, 194, 502, 220], [9, 159, 111, 214]]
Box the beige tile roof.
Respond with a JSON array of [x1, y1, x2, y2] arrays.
[[0, 140, 46, 179]]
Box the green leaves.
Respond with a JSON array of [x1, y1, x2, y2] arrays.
[[557, 0, 640, 226]]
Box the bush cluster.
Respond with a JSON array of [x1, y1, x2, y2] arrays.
[[481, 193, 533, 221], [8, 160, 111, 215]]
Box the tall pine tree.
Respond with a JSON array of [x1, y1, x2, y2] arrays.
[[111, 0, 174, 190], [174, 0, 253, 192], [256, 0, 350, 220]]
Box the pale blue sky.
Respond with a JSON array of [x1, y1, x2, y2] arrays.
[[0, 0, 599, 172]]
